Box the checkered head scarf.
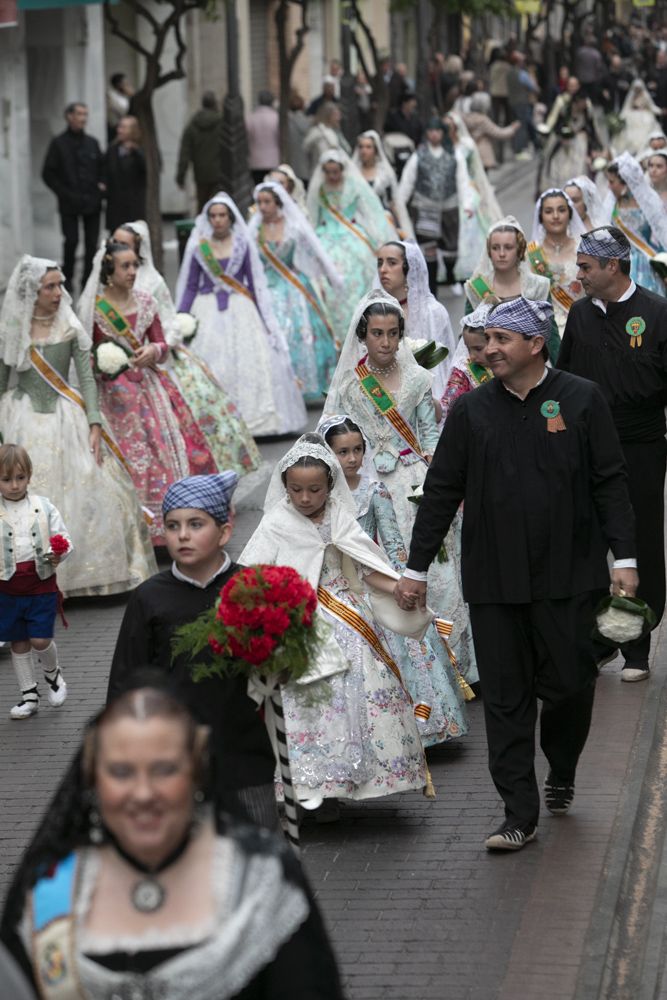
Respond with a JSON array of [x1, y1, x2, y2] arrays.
[[485, 297, 553, 339], [162, 471, 239, 523], [578, 227, 631, 261]]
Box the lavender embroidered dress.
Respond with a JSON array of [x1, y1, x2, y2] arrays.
[[178, 249, 305, 436]]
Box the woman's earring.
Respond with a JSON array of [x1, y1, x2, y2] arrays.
[[88, 799, 105, 845]]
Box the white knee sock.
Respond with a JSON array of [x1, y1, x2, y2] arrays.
[[33, 641, 59, 677], [11, 650, 37, 699]]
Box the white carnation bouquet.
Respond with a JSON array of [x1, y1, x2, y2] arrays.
[[93, 340, 133, 380], [175, 312, 198, 343], [593, 595, 656, 647]]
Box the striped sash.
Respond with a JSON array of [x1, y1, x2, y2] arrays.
[[95, 297, 143, 351], [355, 361, 428, 464], [29, 348, 154, 525], [433, 618, 475, 702], [198, 240, 255, 301], [612, 207, 658, 261], [319, 190, 376, 253], [527, 242, 575, 314]]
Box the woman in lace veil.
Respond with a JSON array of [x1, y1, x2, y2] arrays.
[[174, 192, 307, 437], [105, 221, 261, 480], [352, 130, 415, 240], [374, 240, 457, 398], [615, 79, 662, 157], [248, 180, 341, 402], [606, 151, 667, 297], [323, 289, 478, 683], [564, 176, 607, 230], [528, 188, 587, 339], [317, 414, 470, 747], [0, 255, 155, 596], [307, 149, 395, 339], [240, 433, 429, 808], [0, 678, 343, 999]]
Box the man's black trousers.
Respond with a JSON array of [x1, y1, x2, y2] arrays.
[[469, 593, 601, 830]]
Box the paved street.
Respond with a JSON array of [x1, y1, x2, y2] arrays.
[[2, 163, 667, 999]]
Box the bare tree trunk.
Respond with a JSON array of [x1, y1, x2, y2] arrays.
[[133, 92, 163, 272], [275, 0, 309, 162]]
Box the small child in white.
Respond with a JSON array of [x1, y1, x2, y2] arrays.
[[0, 444, 71, 718]]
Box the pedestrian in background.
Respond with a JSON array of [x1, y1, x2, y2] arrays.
[[246, 90, 280, 186], [104, 115, 146, 234], [41, 102, 105, 292], [106, 71, 133, 142], [175, 91, 223, 212]]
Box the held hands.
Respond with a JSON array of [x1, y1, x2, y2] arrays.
[[132, 343, 160, 369], [89, 423, 102, 465], [394, 576, 428, 611], [46, 553, 62, 567], [610, 567, 639, 598]]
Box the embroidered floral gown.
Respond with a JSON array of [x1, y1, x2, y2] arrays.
[[136, 268, 262, 478], [612, 204, 666, 298], [352, 477, 468, 747], [93, 290, 217, 542], [440, 355, 493, 421], [177, 249, 306, 436], [257, 235, 339, 403], [0, 320, 156, 596], [278, 510, 427, 802], [330, 363, 479, 683]]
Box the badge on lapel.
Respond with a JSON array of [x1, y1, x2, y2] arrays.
[[540, 399, 566, 433], [626, 316, 645, 349]]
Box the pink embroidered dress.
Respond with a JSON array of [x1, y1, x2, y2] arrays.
[[93, 290, 217, 542]]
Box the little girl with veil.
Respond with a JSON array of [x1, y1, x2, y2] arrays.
[[239, 433, 429, 811]]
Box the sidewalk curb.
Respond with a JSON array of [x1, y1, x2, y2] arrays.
[[574, 618, 667, 1000]]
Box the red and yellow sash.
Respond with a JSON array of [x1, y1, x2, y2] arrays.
[[612, 206, 657, 261], [319, 190, 375, 253], [317, 586, 407, 693], [258, 233, 338, 345], [433, 618, 475, 702], [95, 297, 143, 352], [527, 242, 575, 314], [355, 361, 428, 464], [198, 239, 254, 301]]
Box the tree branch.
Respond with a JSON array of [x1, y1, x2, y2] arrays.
[[286, 0, 309, 78], [156, 6, 189, 86], [350, 30, 372, 83], [104, 1, 152, 61], [349, 0, 378, 72]]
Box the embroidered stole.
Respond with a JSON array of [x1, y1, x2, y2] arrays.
[[611, 206, 658, 261], [527, 242, 576, 313], [355, 361, 428, 464], [258, 233, 338, 344], [469, 274, 495, 303], [197, 240, 254, 301], [319, 190, 375, 252], [466, 359, 493, 386], [95, 297, 143, 352], [31, 852, 84, 1000]]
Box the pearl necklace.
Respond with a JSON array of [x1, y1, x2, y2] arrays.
[[32, 314, 56, 326], [368, 358, 399, 374]]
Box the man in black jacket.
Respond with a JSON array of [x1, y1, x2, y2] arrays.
[[42, 102, 105, 291], [395, 297, 637, 852]]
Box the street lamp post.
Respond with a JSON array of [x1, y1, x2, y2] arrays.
[[220, 0, 252, 213]]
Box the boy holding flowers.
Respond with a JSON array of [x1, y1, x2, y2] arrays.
[[0, 444, 70, 719], [108, 471, 278, 828]]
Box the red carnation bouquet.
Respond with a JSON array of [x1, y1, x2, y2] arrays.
[[49, 534, 70, 557], [172, 564, 321, 683]]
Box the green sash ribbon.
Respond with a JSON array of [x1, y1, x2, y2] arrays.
[[469, 275, 495, 302], [468, 361, 493, 386]]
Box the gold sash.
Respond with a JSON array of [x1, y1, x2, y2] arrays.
[[527, 242, 575, 313], [433, 618, 475, 702], [29, 348, 154, 525], [258, 233, 338, 344], [319, 191, 375, 252], [94, 297, 142, 352], [612, 207, 657, 260]]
